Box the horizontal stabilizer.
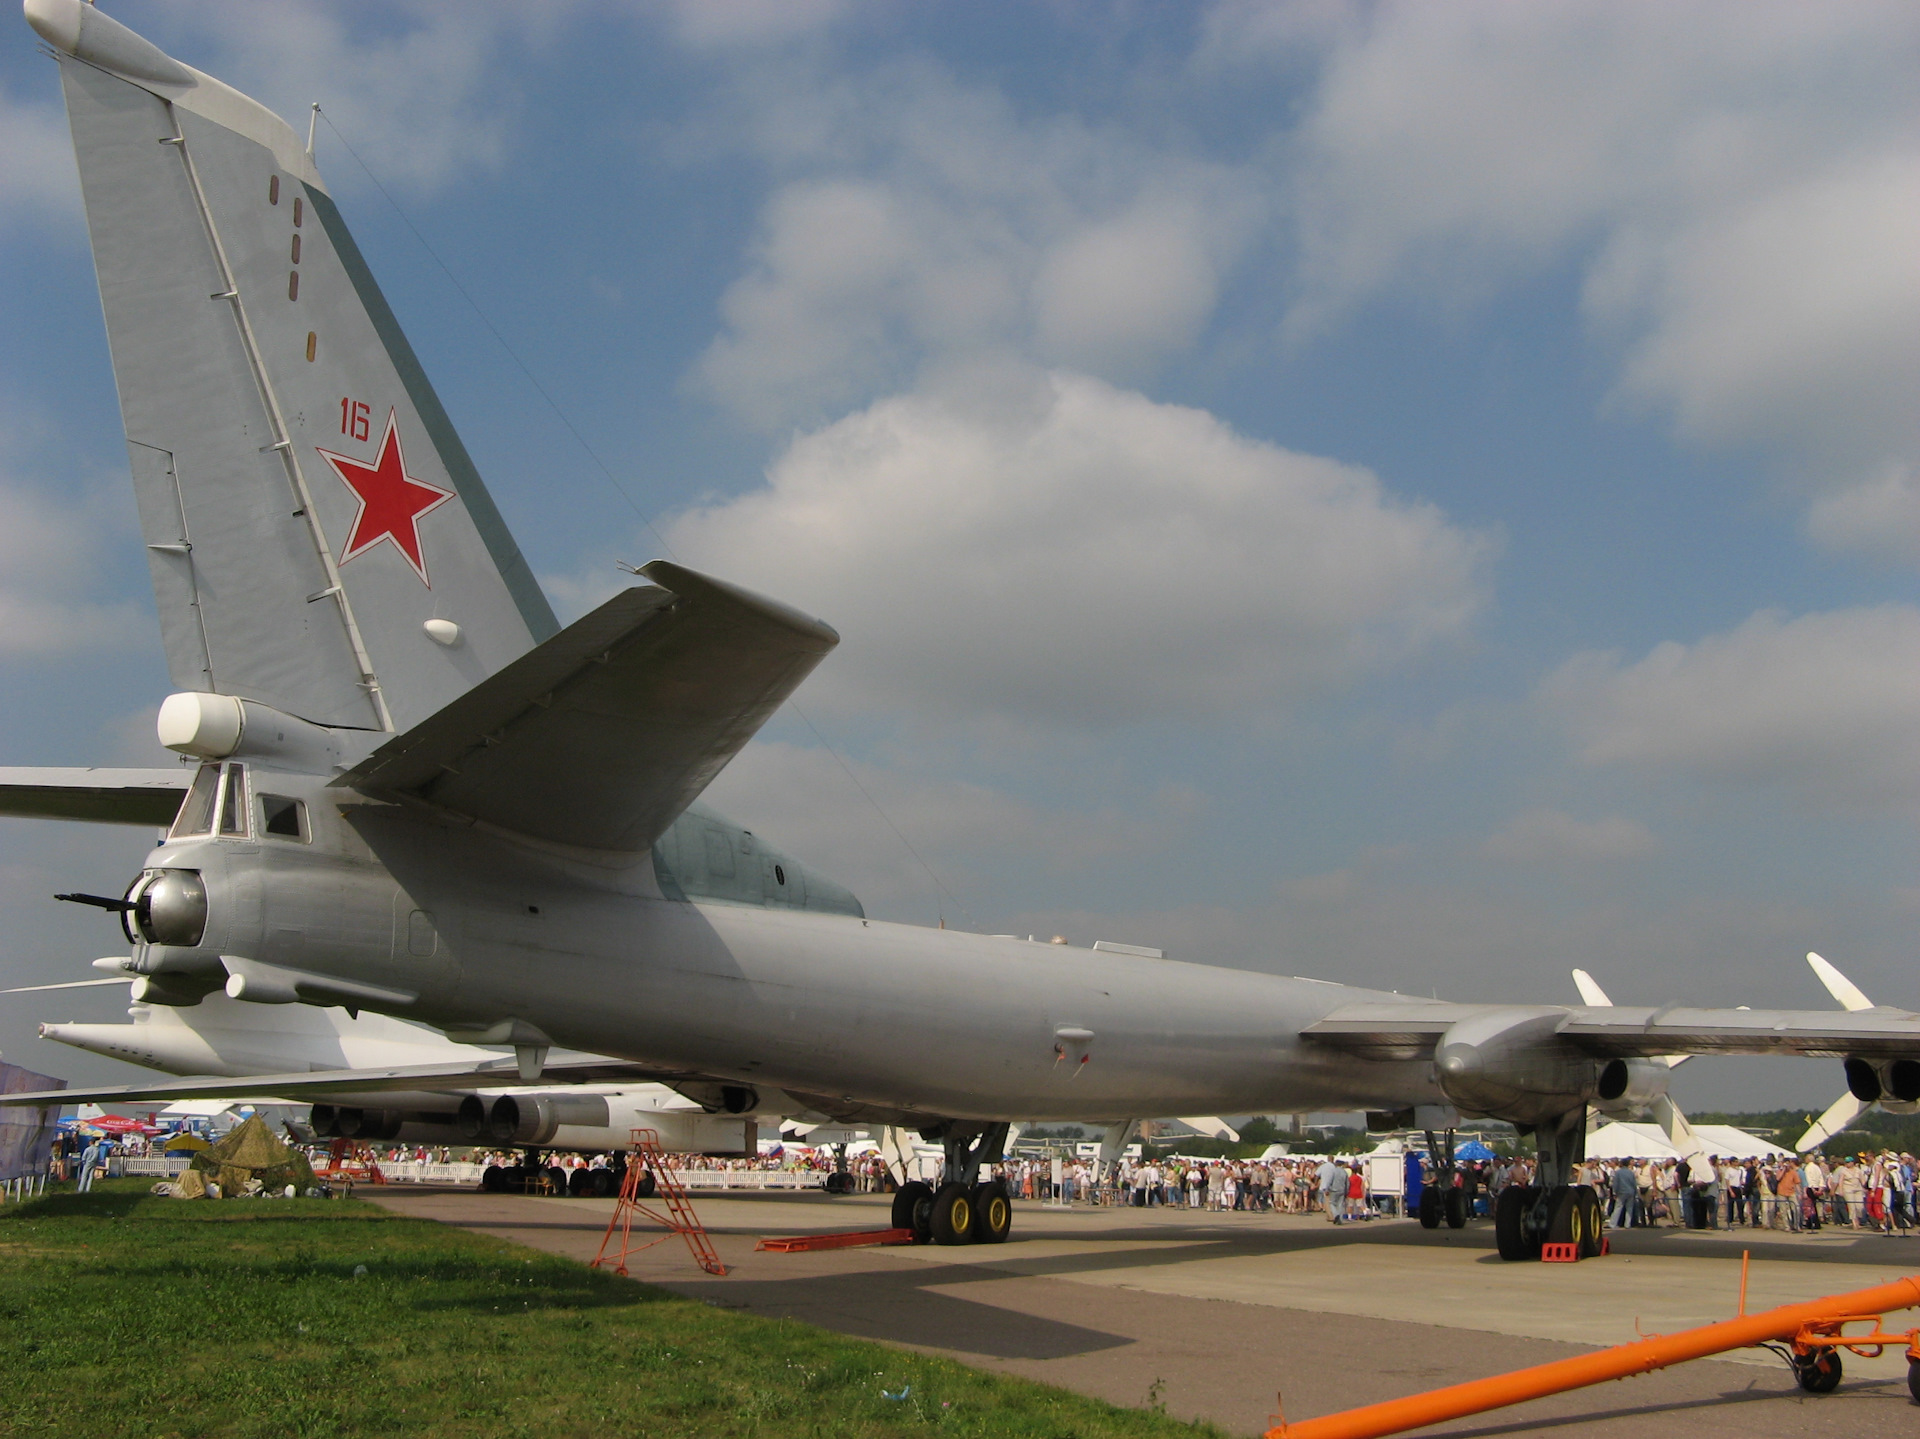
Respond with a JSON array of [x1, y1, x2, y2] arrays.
[[2, 1051, 698, 1110], [0, 767, 188, 826], [338, 562, 838, 851]]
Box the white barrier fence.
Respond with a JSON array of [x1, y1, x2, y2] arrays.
[[376, 1162, 486, 1185], [113, 1156, 191, 1177], [98, 1155, 836, 1191], [676, 1169, 825, 1191], [1, 1174, 49, 1203]]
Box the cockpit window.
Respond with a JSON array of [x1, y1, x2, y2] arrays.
[[259, 794, 308, 842], [217, 763, 249, 836], [169, 764, 220, 839]]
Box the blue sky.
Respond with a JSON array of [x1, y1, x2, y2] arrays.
[[2, 1, 1917, 1113]]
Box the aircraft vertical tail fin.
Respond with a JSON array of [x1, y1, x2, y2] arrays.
[[33, 0, 556, 736]]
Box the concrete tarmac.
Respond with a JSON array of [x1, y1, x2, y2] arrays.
[[368, 1186, 1920, 1436]]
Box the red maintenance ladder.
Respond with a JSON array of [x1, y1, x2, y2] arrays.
[[591, 1128, 727, 1277]]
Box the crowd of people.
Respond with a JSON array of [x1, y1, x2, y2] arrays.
[[1576, 1152, 1920, 1234], [1002, 1154, 1387, 1215], [51, 1123, 1920, 1239]]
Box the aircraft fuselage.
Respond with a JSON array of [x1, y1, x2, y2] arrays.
[[128, 763, 1442, 1126]]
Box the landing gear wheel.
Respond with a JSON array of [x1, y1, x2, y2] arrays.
[[1575, 1189, 1604, 1258], [1547, 1185, 1587, 1253], [545, 1166, 568, 1195], [1443, 1187, 1467, 1229], [501, 1164, 526, 1192], [824, 1172, 851, 1194], [589, 1169, 619, 1198], [567, 1168, 594, 1197], [1418, 1188, 1441, 1229], [1494, 1186, 1530, 1260], [892, 1180, 934, 1242], [1794, 1349, 1842, 1393], [970, 1180, 1012, 1244], [481, 1165, 508, 1194], [929, 1181, 975, 1245], [633, 1169, 657, 1199]]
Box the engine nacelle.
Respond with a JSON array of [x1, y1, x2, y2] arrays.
[[1434, 1009, 1602, 1126], [1593, 1057, 1671, 1117], [1845, 1056, 1920, 1105], [454, 1092, 613, 1146]]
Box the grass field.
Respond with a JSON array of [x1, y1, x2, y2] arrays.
[[0, 1182, 1223, 1439]]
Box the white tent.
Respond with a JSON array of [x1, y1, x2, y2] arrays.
[[1586, 1120, 1789, 1161]]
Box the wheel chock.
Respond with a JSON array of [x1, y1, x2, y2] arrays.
[[1540, 1242, 1579, 1263]]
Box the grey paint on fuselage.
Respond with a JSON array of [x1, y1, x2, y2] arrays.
[[135, 762, 1440, 1125]]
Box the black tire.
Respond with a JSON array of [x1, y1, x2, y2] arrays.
[[1494, 1186, 1530, 1260], [892, 1180, 933, 1237], [567, 1168, 594, 1197], [1576, 1189, 1604, 1258], [545, 1167, 568, 1195], [1443, 1187, 1468, 1229], [1906, 1357, 1920, 1405], [824, 1172, 851, 1195], [929, 1181, 974, 1245], [481, 1164, 508, 1193], [589, 1169, 618, 1198], [1546, 1186, 1587, 1253], [501, 1165, 526, 1193], [633, 1169, 657, 1199], [971, 1180, 1012, 1244], [1795, 1349, 1842, 1394], [1418, 1187, 1441, 1229]]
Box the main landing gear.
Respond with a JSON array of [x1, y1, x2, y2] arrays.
[[1492, 1111, 1603, 1262], [891, 1121, 1014, 1246]]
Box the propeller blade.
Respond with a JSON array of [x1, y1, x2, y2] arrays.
[[1796, 1092, 1866, 1153], [1570, 968, 1613, 1007], [1807, 952, 1875, 1012], [1573, 969, 1687, 1067], [1653, 1094, 1712, 1173], [0, 977, 135, 993], [1177, 1116, 1241, 1142]]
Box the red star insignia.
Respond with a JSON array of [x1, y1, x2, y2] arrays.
[[315, 410, 454, 584]]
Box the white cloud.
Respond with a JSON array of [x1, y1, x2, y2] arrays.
[[1805, 464, 1920, 565], [130, 1, 539, 189], [0, 482, 145, 656], [689, 61, 1258, 428], [0, 80, 80, 227], [1482, 809, 1658, 865], [664, 365, 1492, 727], [699, 739, 1204, 920], [1247, 0, 1920, 537], [1543, 605, 1920, 806], [664, 0, 850, 50]]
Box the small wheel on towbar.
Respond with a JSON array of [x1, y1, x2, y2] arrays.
[[1443, 1186, 1468, 1229], [892, 1180, 933, 1242], [970, 1179, 1012, 1244], [1794, 1348, 1842, 1393], [1906, 1356, 1920, 1404], [929, 1182, 975, 1245], [1417, 1187, 1441, 1229]]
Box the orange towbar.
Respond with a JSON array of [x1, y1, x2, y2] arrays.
[[1268, 1273, 1920, 1439]]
